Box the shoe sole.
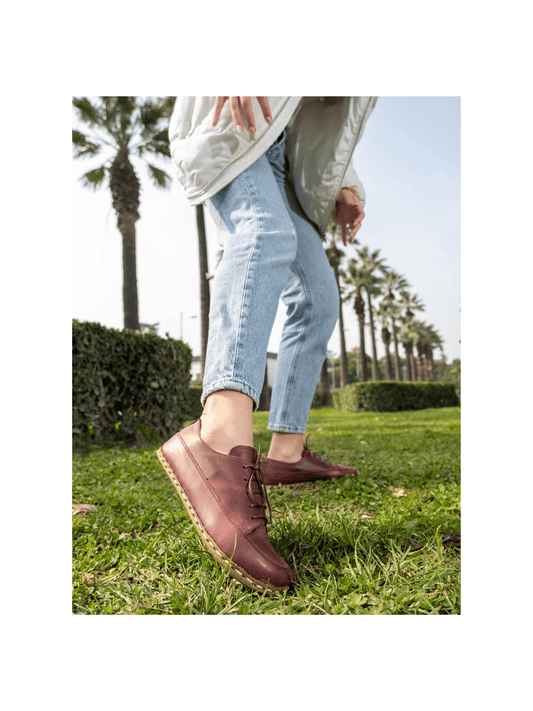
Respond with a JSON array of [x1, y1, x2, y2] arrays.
[[156, 448, 289, 595], [264, 473, 356, 487]]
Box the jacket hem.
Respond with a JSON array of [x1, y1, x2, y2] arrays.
[[186, 97, 302, 206]]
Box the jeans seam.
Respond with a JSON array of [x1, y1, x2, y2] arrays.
[[232, 169, 263, 384], [278, 255, 313, 426]]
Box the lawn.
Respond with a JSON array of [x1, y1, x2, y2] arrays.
[[72, 406, 460, 614]]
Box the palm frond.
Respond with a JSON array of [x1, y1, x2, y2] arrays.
[[137, 135, 171, 159], [115, 97, 138, 142], [139, 97, 174, 128], [79, 165, 107, 190], [137, 97, 174, 155], [146, 163, 172, 189], [139, 99, 166, 129], [72, 97, 103, 128], [72, 130, 103, 159], [97, 97, 137, 147]]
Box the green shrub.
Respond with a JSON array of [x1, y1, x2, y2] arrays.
[[330, 388, 343, 410], [442, 360, 461, 402], [72, 320, 192, 449], [311, 389, 326, 408], [332, 381, 459, 413], [184, 386, 204, 421]]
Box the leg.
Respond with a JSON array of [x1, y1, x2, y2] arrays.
[[156, 146, 298, 592], [267, 185, 340, 460], [261, 191, 359, 482], [200, 390, 254, 453], [268, 432, 305, 464], [200, 149, 298, 454]]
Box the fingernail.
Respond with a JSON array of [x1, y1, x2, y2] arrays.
[[266, 116, 272, 125], [236, 125, 243, 133], [249, 126, 256, 135]]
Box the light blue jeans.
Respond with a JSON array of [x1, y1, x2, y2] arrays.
[[203, 132, 339, 433]]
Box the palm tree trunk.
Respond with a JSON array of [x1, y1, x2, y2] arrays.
[[338, 318, 348, 389], [382, 328, 393, 380], [422, 344, 429, 381], [109, 147, 141, 331], [366, 291, 379, 381], [319, 358, 333, 406], [333, 265, 349, 388], [258, 363, 270, 411], [427, 346, 434, 381], [410, 345, 417, 381], [355, 289, 367, 381], [403, 342, 412, 380], [391, 318, 401, 381], [196, 204, 210, 378], [120, 215, 140, 330], [338, 305, 349, 388], [416, 343, 425, 381]]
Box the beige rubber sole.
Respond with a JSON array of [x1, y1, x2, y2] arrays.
[[156, 448, 288, 595]]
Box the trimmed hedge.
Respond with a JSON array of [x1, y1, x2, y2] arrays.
[[73, 320, 193, 448], [330, 381, 459, 413], [184, 385, 204, 421]]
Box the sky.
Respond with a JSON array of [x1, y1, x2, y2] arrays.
[[72, 97, 461, 365]]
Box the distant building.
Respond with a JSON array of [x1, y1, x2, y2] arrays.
[[190, 356, 203, 383], [191, 352, 278, 387]]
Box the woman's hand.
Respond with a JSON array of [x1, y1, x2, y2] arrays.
[[335, 188, 365, 247], [212, 97, 272, 134]]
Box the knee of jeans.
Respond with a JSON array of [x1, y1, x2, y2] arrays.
[[258, 219, 298, 264], [311, 273, 340, 327]]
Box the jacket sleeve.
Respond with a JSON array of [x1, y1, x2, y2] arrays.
[[341, 162, 366, 208]]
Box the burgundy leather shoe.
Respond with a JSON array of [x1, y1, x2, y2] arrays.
[[261, 436, 358, 486], [157, 419, 293, 593]]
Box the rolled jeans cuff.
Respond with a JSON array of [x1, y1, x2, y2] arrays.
[[267, 422, 308, 434], [201, 379, 261, 411]]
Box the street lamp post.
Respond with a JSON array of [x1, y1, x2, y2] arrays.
[[180, 312, 198, 340]]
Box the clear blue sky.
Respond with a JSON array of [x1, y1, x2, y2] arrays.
[[72, 96, 461, 364]]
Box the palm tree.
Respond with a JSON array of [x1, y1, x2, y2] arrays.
[[379, 269, 410, 381], [72, 96, 174, 330], [389, 301, 404, 380], [325, 220, 354, 388], [410, 320, 430, 380], [374, 299, 394, 380], [319, 358, 333, 406], [196, 204, 210, 377], [357, 246, 388, 381], [399, 317, 418, 381], [344, 259, 368, 381], [398, 291, 425, 380], [417, 323, 444, 381]]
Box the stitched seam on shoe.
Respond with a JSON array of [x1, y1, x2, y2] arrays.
[[175, 434, 263, 537], [158, 448, 285, 593], [159, 448, 287, 578]]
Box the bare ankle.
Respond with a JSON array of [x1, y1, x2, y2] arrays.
[[200, 390, 254, 455], [267, 432, 304, 463]]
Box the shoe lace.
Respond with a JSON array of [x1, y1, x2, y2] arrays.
[[303, 435, 333, 464], [243, 445, 273, 525]]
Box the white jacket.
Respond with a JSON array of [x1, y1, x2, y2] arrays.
[[168, 96, 377, 235]]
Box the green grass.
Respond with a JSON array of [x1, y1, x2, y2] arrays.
[[72, 406, 460, 615]]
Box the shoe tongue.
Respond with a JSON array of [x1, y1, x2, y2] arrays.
[[229, 445, 258, 463]]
